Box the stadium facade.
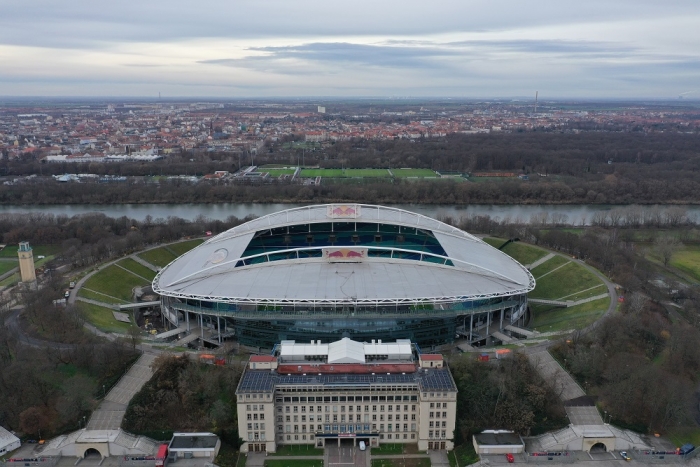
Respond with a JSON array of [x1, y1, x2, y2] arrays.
[[153, 204, 535, 348]]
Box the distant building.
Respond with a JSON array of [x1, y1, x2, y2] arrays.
[[18, 242, 36, 283], [235, 338, 457, 453], [0, 425, 21, 456], [318, 106, 326, 114]]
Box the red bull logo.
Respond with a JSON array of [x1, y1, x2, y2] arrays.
[[327, 204, 361, 218], [324, 248, 367, 262]]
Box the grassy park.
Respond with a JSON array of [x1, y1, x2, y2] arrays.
[[80, 264, 150, 303], [670, 244, 700, 282], [78, 302, 134, 333], [484, 237, 610, 332], [138, 247, 178, 268], [483, 237, 549, 265]]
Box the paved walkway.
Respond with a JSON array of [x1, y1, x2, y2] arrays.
[[527, 350, 585, 402], [527, 252, 555, 269], [429, 450, 450, 467], [87, 353, 157, 430], [76, 296, 119, 309]]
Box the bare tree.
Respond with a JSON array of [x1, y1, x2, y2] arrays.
[[654, 235, 682, 267]]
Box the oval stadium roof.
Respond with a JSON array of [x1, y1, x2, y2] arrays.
[[153, 204, 535, 304]]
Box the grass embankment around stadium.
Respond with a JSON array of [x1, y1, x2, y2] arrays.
[[78, 239, 203, 333], [484, 237, 611, 332]]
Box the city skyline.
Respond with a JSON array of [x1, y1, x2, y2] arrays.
[[0, 0, 699, 98]]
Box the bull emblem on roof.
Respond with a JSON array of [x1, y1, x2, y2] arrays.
[[324, 248, 367, 262], [327, 204, 361, 218]]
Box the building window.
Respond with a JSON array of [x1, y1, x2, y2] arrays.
[[411, 434, 415, 439]]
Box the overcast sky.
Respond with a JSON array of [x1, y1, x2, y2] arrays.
[[0, 0, 698, 98]]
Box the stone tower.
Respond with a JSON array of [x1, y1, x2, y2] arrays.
[[18, 242, 36, 283]]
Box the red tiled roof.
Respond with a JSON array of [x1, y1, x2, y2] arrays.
[[420, 354, 443, 361]]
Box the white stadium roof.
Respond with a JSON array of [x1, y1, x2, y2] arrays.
[[153, 204, 534, 304]]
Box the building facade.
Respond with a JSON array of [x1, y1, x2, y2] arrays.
[[235, 338, 457, 453]]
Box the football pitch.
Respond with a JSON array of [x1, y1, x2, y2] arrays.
[[264, 168, 297, 177], [392, 168, 438, 178], [300, 168, 390, 178]]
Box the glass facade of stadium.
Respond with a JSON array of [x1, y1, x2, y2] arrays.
[[160, 294, 528, 349], [155, 206, 534, 350]]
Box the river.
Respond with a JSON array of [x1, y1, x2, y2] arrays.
[[0, 203, 697, 225]]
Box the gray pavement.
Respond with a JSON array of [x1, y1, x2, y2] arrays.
[[429, 449, 450, 467], [87, 353, 156, 430], [565, 406, 603, 426], [527, 350, 585, 401]]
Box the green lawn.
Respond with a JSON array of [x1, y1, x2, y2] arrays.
[[530, 255, 570, 278], [117, 258, 157, 281], [78, 302, 134, 334], [259, 164, 293, 169], [371, 443, 404, 455], [530, 261, 604, 300], [81, 264, 150, 302], [138, 247, 178, 268], [300, 168, 345, 178], [78, 288, 126, 305], [452, 443, 479, 467], [0, 261, 18, 276], [265, 460, 323, 467], [344, 169, 391, 177], [667, 426, 700, 447], [530, 297, 610, 332], [392, 168, 438, 178], [483, 238, 548, 266], [265, 168, 297, 177], [670, 245, 700, 282], [269, 445, 324, 456], [371, 459, 430, 467], [299, 168, 390, 178], [0, 244, 60, 258], [167, 239, 205, 257]]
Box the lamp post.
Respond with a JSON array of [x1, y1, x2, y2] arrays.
[[103, 384, 106, 398], [83, 416, 87, 430]]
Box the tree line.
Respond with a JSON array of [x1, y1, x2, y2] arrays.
[[0, 280, 140, 439]]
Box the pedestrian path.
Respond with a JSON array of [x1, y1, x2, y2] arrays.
[[87, 353, 156, 430], [527, 350, 585, 402], [130, 254, 159, 272], [526, 252, 555, 269]]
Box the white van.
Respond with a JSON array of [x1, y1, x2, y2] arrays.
[[359, 441, 366, 451]]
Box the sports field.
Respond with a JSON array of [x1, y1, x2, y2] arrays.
[[392, 168, 438, 178], [300, 168, 344, 177], [300, 168, 390, 178], [264, 168, 297, 177]]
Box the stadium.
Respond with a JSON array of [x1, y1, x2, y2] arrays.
[[153, 204, 535, 348]]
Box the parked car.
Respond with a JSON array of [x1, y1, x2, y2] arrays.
[[359, 441, 366, 451], [620, 451, 631, 461], [506, 453, 515, 463], [64, 290, 70, 298], [69, 281, 76, 289]]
